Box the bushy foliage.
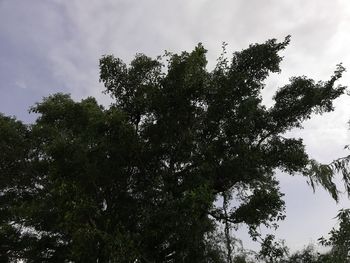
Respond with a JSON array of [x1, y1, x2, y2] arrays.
[[0, 37, 346, 262]]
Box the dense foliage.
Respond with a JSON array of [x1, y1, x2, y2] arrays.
[[0, 37, 347, 262]]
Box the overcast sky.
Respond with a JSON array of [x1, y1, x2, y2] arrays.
[[1, 0, 350, 252]]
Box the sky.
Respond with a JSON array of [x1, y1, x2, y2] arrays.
[[1, 0, 350, 253]]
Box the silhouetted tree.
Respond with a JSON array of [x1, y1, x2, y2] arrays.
[[0, 37, 346, 262]]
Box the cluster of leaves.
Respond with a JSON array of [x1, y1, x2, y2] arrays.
[[318, 209, 350, 262], [234, 208, 350, 263], [266, 209, 350, 263], [220, 208, 350, 263], [0, 37, 347, 262]]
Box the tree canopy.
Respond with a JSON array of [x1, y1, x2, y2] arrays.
[[0, 37, 347, 262]]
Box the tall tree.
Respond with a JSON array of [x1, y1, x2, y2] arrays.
[[0, 37, 346, 262]]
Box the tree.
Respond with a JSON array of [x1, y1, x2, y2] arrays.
[[318, 209, 350, 262], [0, 37, 346, 262], [281, 245, 332, 263], [0, 114, 30, 262], [279, 209, 350, 263]]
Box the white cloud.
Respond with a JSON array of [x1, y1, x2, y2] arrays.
[[14, 80, 27, 89]]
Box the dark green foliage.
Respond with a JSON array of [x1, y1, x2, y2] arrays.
[[0, 114, 31, 262], [280, 245, 332, 263], [306, 153, 350, 202], [280, 209, 350, 263], [0, 37, 346, 262], [319, 209, 350, 262], [258, 235, 288, 263]]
